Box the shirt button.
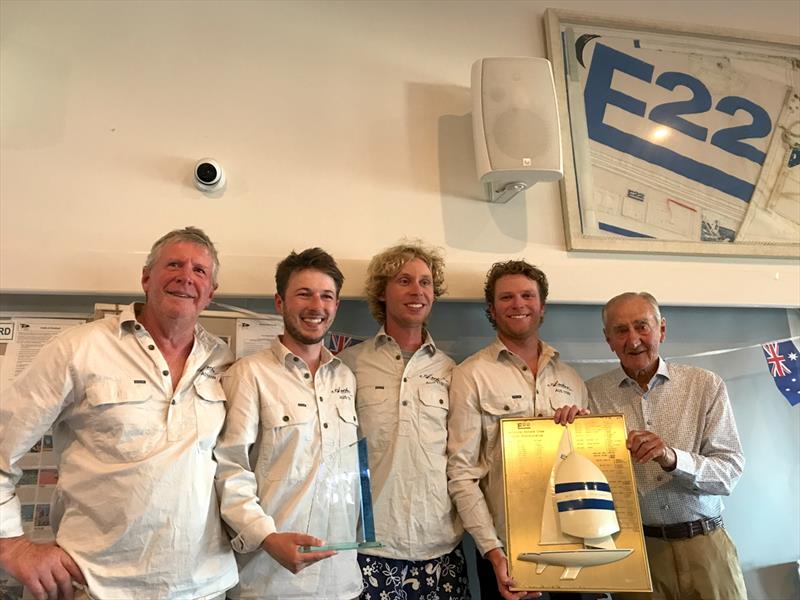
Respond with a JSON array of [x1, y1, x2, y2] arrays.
[[403, 377, 408, 382], [537, 413, 543, 417], [395, 355, 401, 360], [504, 405, 510, 411], [402, 400, 408, 406], [522, 366, 528, 371], [319, 396, 324, 402], [134, 324, 141, 331], [162, 370, 169, 376], [663, 504, 669, 510], [646, 420, 652, 426], [283, 416, 290, 422], [148, 344, 155, 351], [293, 356, 299, 362], [323, 422, 329, 429], [656, 475, 663, 482], [171, 399, 176, 405], [303, 373, 310, 379], [439, 399, 444, 404]]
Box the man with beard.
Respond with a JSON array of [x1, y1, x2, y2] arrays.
[[0, 227, 238, 600], [447, 260, 588, 600], [587, 292, 746, 600], [214, 248, 362, 600], [338, 242, 469, 599]]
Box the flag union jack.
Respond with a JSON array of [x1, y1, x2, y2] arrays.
[[763, 342, 791, 377], [326, 332, 365, 355]]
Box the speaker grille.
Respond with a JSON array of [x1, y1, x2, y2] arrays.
[[479, 58, 560, 172]]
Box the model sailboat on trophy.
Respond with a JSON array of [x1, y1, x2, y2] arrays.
[[518, 426, 633, 580]]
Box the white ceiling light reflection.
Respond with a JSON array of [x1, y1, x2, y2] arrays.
[[649, 126, 671, 143]]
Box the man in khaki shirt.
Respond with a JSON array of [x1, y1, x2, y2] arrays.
[[0, 227, 238, 600], [214, 248, 362, 600], [339, 241, 468, 599], [447, 260, 588, 600]]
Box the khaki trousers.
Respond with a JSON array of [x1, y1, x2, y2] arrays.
[[614, 527, 746, 600]]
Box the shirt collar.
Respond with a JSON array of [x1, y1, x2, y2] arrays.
[[374, 325, 437, 356], [272, 335, 339, 369], [117, 302, 141, 336], [117, 301, 218, 353], [617, 356, 670, 389], [491, 336, 559, 362]]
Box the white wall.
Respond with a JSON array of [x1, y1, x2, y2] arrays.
[[1, 0, 799, 306]]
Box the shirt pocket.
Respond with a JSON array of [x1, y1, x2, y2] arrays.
[[355, 384, 394, 453], [84, 377, 166, 462], [418, 386, 449, 456], [335, 401, 359, 447], [258, 398, 316, 481], [193, 376, 227, 451], [478, 392, 530, 455]]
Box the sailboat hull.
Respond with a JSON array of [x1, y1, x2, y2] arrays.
[[519, 548, 633, 567]]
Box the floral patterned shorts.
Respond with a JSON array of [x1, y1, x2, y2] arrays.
[[358, 546, 470, 600]]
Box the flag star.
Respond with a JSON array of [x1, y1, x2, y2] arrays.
[[788, 352, 798, 361]]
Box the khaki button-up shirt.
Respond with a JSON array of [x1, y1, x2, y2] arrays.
[[0, 304, 238, 599], [446, 338, 588, 556], [338, 329, 463, 560], [214, 338, 362, 600]]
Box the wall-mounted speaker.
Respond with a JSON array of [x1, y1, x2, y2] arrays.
[[471, 57, 563, 203]]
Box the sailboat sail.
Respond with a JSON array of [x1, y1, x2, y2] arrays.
[[519, 425, 632, 580]]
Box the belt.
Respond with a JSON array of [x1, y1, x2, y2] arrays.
[[643, 516, 723, 539]]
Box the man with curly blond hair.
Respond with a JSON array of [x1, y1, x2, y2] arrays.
[[339, 241, 469, 599]]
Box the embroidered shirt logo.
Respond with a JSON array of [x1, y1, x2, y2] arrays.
[[547, 380, 574, 395], [421, 373, 448, 387]]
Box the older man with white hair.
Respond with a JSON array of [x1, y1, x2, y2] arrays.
[[0, 226, 237, 600]]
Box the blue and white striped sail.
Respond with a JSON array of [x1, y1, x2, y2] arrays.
[[519, 427, 632, 580]]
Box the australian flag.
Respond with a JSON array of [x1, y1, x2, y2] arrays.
[[761, 340, 800, 406], [326, 332, 365, 356]]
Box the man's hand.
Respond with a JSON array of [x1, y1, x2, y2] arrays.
[[553, 404, 590, 426], [261, 532, 336, 574], [485, 547, 541, 600], [627, 430, 676, 470], [0, 536, 85, 600]]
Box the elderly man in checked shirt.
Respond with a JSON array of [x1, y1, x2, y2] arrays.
[[0, 227, 238, 600], [587, 292, 746, 600]]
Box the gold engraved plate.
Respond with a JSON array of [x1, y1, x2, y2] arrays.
[[502, 415, 652, 592]]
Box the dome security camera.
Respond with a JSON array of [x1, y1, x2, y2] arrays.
[[194, 159, 226, 192]]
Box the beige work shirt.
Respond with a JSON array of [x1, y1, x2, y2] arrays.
[[0, 304, 238, 599], [338, 329, 463, 560], [214, 338, 362, 600], [446, 337, 588, 557]]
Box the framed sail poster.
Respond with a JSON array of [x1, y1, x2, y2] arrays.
[[544, 9, 800, 258], [501, 415, 651, 592]]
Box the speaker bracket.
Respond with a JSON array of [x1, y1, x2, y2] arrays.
[[485, 181, 529, 203]]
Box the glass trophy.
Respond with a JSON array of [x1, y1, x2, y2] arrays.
[[300, 437, 382, 552]]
